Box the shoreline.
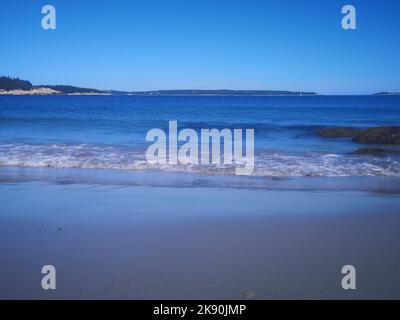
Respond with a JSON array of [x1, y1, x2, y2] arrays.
[[1, 92, 399, 96], [0, 92, 319, 97], [1, 166, 400, 194]]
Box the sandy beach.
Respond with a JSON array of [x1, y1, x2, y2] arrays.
[[1, 168, 400, 299]]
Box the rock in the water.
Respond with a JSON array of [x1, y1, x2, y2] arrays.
[[316, 127, 360, 138], [350, 147, 400, 156], [352, 126, 400, 145], [316, 126, 400, 145]]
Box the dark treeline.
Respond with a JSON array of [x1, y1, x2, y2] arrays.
[[0, 76, 32, 90]]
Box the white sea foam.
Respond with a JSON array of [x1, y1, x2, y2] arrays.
[[0, 143, 399, 177]]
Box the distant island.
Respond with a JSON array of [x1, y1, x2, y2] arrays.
[[126, 89, 318, 96], [373, 92, 400, 96], [0, 76, 317, 96]]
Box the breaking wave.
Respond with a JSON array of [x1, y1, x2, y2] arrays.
[[0, 142, 399, 177]]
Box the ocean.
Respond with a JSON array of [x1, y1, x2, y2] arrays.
[[0, 95, 399, 183]]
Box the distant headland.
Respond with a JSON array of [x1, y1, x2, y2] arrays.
[[373, 92, 400, 96], [0, 76, 317, 96]]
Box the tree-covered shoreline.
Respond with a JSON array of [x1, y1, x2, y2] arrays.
[[0, 76, 33, 91], [0, 75, 319, 96]]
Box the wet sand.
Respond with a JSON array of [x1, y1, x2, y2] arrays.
[[1, 175, 400, 299]]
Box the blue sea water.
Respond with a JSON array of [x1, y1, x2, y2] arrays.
[[0, 95, 399, 177]]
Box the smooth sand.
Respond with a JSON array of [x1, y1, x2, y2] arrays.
[[1, 175, 400, 299]]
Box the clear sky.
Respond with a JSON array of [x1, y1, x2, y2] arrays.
[[1, 0, 399, 94]]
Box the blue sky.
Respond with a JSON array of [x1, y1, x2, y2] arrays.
[[0, 0, 399, 94]]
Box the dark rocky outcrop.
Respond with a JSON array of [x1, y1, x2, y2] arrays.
[[350, 147, 400, 156], [316, 126, 400, 145], [352, 127, 400, 145], [316, 127, 361, 138]]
